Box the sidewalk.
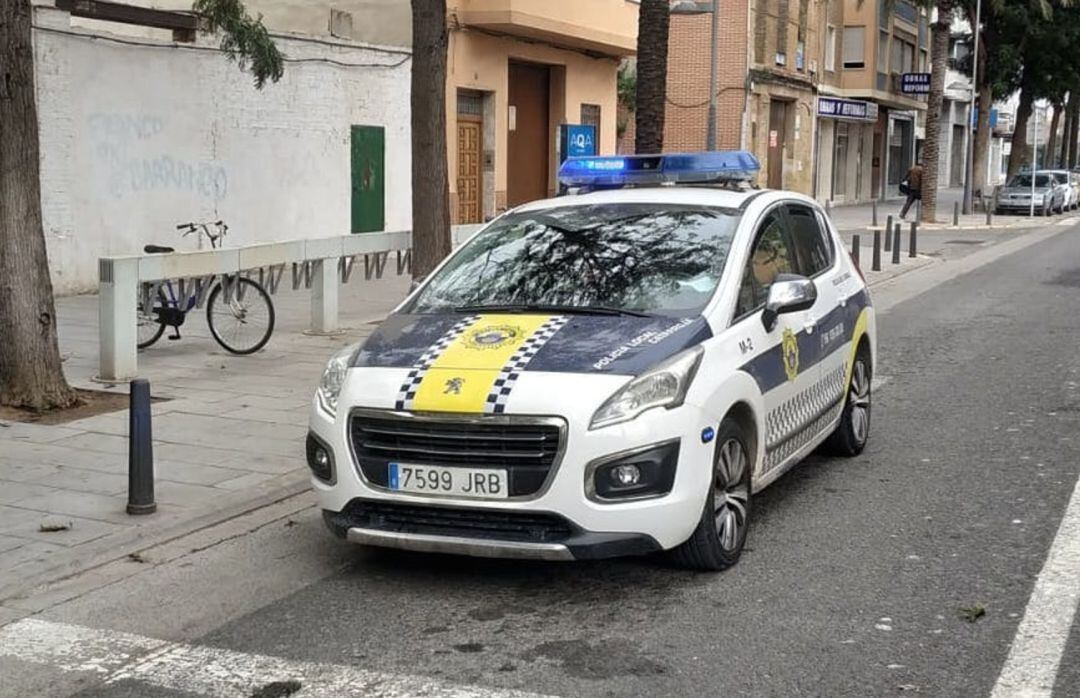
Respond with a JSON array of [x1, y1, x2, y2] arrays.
[[828, 187, 1058, 233], [0, 224, 1055, 602]]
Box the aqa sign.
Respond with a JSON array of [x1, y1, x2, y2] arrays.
[[559, 124, 597, 162]]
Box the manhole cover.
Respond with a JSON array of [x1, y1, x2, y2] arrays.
[[945, 239, 986, 245]]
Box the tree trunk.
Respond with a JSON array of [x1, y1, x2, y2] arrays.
[[920, 0, 954, 223], [972, 36, 991, 196], [1008, 84, 1034, 179], [409, 0, 452, 279], [1068, 96, 1080, 168], [1059, 94, 1072, 168], [0, 0, 78, 410], [634, 0, 670, 154], [1046, 101, 1062, 169]]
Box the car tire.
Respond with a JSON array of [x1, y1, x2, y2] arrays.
[[821, 345, 872, 457], [671, 418, 752, 572]]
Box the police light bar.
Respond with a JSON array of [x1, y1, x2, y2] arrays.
[[557, 151, 761, 189]]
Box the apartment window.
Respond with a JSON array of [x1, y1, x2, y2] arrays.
[[891, 35, 902, 73], [581, 103, 601, 148], [825, 25, 837, 71], [902, 40, 915, 73], [842, 26, 865, 69], [878, 30, 889, 71]]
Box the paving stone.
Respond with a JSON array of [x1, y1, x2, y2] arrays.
[[0, 440, 122, 472], [153, 480, 225, 509], [0, 462, 62, 484], [49, 432, 129, 456], [0, 481, 64, 506], [154, 461, 248, 487], [0, 535, 26, 554], [153, 441, 247, 466], [28, 467, 128, 496], [214, 471, 277, 491], [13, 488, 130, 524], [0, 423, 86, 443], [0, 512, 126, 548], [0, 540, 67, 572], [0, 604, 31, 626]]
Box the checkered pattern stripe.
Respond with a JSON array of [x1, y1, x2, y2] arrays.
[[484, 316, 569, 414], [394, 316, 478, 411], [765, 362, 848, 461]]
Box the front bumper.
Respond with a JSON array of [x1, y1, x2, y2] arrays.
[[309, 370, 719, 556], [322, 500, 661, 561]]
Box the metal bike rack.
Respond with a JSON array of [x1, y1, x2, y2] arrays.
[[97, 225, 485, 382]]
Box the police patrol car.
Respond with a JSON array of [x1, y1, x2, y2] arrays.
[[308, 151, 875, 571]]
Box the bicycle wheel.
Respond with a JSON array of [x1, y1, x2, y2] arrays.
[[137, 290, 167, 349], [206, 277, 275, 355]]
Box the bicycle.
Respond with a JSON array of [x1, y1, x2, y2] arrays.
[[137, 221, 276, 355]]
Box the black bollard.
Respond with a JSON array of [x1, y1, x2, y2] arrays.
[[986, 205, 992, 226], [884, 215, 893, 252], [872, 200, 878, 227], [953, 201, 960, 226], [892, 223, 902, 265], [909, 221, 917, 258], [127, 378, 156, 515], [851, 234, 861, 269], [872, 230, 882, 272]]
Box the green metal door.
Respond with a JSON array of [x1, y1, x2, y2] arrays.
[[351, 125, 385, 233]]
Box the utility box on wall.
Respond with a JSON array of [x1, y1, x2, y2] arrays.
[[351, 125, 385, 233]]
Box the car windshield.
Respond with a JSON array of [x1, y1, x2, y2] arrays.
[[1009, 174, 1053, 188], [407, 203, 740, 316]]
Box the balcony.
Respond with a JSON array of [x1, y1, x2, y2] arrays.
[[453, 0, 638, 56]]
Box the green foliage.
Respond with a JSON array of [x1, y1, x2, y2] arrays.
[[617, 63, 637, 112], [192, 0, 284, 89]]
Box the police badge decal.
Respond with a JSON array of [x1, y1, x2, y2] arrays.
[[782, 327, 799, 382]]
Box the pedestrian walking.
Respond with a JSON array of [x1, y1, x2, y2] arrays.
[[899, 162, 923, 220]]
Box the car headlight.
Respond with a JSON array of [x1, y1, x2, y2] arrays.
[[590, 347, 703, 430], [317, 345, 357, 417]]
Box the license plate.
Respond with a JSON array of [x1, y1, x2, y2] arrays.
[[388, 463, 508, 499]]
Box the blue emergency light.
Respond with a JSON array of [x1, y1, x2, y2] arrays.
[[557, 151, 761, 190]]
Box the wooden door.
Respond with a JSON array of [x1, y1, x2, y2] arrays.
[[768, 101, 787, 189], [456, 116, 482, 224], [508, 62, 550, 206]]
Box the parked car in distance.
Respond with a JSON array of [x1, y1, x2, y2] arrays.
[[996, 172, 1065, 216], [1043, 169, 1079, 211]]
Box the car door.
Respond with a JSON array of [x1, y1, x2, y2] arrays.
[[782, 203, 850, 433], [730, 204, 819, 477]]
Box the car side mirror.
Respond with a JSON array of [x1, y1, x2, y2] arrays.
[[761, 274, 817, 332]]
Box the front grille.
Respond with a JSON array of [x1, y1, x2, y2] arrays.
[[349, 412, 565, 497], [339, 499, 574, 543]]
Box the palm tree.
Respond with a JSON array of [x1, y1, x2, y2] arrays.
[[634, 0, 671, 153], [0, 0, 281, 410], [920, 0, 957, 222]]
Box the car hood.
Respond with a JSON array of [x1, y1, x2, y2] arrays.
[[352, 311, 712, 376]]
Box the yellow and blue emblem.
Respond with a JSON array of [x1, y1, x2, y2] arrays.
[[782, 327, 799, 382]]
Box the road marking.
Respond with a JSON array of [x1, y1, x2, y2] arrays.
[[0, 618, 553, 698], [991, 469, 1080, 696]]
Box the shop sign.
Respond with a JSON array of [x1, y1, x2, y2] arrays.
[[817, 97, 878, 122], [900, 73, 931, 94]]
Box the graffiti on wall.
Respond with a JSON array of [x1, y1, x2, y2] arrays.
[[87, 113, 228, 201]]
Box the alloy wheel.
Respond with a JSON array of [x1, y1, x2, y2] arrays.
[[849, 359, 871, 445], [714, 438, 750, 552]]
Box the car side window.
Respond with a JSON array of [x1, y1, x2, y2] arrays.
[[786, 204, 833, 277], [735, 209, 795, 318]]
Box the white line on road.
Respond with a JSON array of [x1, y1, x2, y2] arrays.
[[991, 468, 1080, 697], [0, 618, 553, 698]]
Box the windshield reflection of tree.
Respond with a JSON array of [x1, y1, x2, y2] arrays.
[[435, 206, 733, 312]]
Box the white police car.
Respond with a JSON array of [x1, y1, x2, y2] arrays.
[[308, 151, 876, 570]]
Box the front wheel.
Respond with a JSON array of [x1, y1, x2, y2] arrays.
[[821, 347, 872, 456], [206, 277, 275, 355], [671, 419, 752, 571]]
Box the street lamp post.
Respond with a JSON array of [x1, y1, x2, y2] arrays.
[[1031, 104, 1040, 217], [672, 1, 720, 150], [962, 0, 982, 214]]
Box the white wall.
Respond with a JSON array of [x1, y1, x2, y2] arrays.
[[35, 6, 412, 295]]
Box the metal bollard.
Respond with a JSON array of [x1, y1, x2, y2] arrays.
[[892, 223, 902, 265], [851, 234, 861, 269], [986, 204, 992, 226], [872, 200, 878, 227], [884, 215, 893, 252], [127, 378, 156, 515], [872, 230, 882, 272], [953, 201, 960, 226], [909, 221, 917, 258]]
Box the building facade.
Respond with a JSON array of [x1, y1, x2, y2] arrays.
[[36, 0, 413, 294], [445, 0, 639, 223], [814, 0, 929, 203]]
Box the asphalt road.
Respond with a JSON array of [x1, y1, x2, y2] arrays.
[[3, 223, 1080, 697]]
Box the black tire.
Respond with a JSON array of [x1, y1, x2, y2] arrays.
[[671, 419, 753, 571], [137, 290, 167, 349], [206, 277, 275, 355], [821, 345, 872, 457]]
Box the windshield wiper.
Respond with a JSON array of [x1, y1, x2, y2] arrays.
[[453, 303, 652, 318]]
